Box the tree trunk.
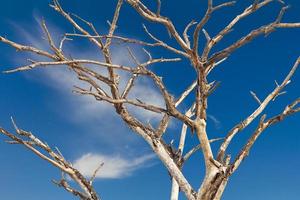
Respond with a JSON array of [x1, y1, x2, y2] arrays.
[[196, 169, 228, 200]]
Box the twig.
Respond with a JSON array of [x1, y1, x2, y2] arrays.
[[250, 91, 262, 105]]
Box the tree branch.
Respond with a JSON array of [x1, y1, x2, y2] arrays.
[[218, 57, 300, 162], [0, 119, 100, 200], [230, 97, 300, 173]]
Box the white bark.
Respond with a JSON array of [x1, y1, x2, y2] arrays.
[[170, 106, 194, 200]]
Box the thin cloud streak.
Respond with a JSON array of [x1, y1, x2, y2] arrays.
[[208, 114, 221, 129], [73, 153, 156, 179]]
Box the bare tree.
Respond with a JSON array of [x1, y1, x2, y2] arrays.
[[0, 0, 299, 200]]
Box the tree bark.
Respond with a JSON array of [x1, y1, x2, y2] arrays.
[[197, 168, 228, 200]]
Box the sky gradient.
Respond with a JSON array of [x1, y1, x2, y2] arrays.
[[0, 0, 300, 200]]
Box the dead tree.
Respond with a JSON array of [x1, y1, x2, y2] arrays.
[[0, 0, 299, 200]]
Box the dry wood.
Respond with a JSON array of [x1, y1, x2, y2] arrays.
[[0, 1, 299, 200]]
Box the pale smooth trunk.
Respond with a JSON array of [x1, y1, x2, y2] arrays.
[[170, 178, 180, 200]]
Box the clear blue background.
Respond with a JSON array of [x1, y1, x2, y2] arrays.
[[0, 0, 299, 200]]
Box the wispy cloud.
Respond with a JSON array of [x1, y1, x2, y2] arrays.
[[73, 153, 156, 179], [47, 23, 160, 117], [10, 17, 165, 138], [208, 114, 221, 129]]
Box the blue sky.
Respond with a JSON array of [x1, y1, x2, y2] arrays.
[[0, 0, 299, 200]]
